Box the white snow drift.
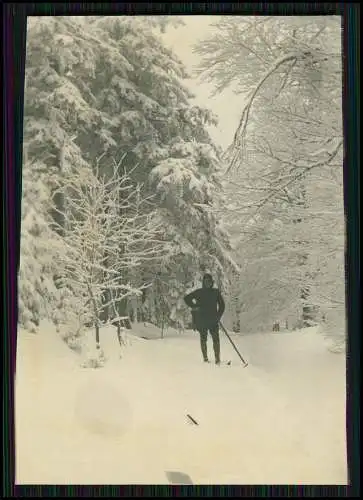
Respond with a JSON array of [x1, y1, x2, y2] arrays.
[[15, 322, 347, 485]]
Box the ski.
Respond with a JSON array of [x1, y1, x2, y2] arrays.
[[217, 360, 232, 367], [204, 360, 232, 366]]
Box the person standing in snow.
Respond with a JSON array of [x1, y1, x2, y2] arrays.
[[184, 273, 225, 365]]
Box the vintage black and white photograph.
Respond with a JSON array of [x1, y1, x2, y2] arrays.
[[16, 15, 347, 484]]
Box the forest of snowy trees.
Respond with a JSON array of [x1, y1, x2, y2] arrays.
[[20, 16, 238, 343], [194, 16, 345, 338], [19, 16, 345, 348]]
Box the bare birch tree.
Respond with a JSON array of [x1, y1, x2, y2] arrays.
[[51, 157, 169, 354]]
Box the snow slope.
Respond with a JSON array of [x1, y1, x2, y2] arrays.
[[15, 322, 347, 485]]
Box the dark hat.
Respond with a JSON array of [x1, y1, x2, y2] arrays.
[[202, 273, 214, 288]]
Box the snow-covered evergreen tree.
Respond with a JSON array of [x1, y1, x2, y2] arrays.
[[21, 16, 237, 334], [86, 16, 239, 327], [18, 155, 61, 332]]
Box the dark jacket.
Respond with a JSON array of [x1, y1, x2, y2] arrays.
[[184, 280, 225, 330]]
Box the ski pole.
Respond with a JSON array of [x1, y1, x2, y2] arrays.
[[219, 322, 248, 367]]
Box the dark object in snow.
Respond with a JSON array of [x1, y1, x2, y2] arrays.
[[219, 322, 248, 368], [184, 274, 225, 363], [272, 321, 280, 332], [186, 414, 199, 425], [165, 470, 194, 485]]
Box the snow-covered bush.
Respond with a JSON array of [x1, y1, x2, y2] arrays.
[[80, 345, 106, 369], [51, 156, 167, 349]]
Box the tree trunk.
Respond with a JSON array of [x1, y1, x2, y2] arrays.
[[230, 272, 242, 333], [117, 296, 132, 330], [87, 284, 100, 348], [52, 145, 66, 236], [292, 174, 318, 327], [301, 284, 315, 326]]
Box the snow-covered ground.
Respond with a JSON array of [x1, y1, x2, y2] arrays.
[[15, 322, 347, 485]]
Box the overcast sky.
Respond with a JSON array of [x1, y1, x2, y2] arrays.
[[161, 16, 242, 150]]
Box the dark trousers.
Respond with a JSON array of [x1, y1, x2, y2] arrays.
[[199, 324, 220, 362]]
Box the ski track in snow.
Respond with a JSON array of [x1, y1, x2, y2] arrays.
[[15, 322, 347, 485]]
